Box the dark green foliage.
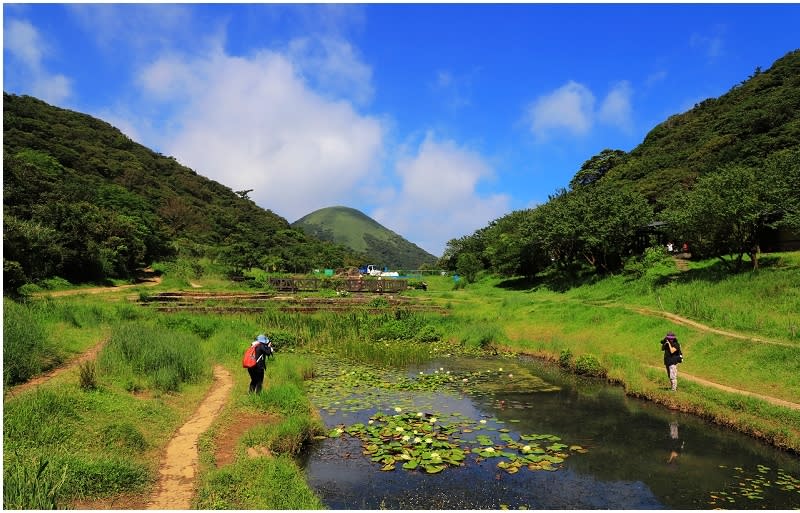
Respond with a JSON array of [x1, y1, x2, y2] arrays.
[[456, 253, 482, 283], [3, 93, 362, 290], [608, 50, 800, 208], [415, 324, 442, 343]]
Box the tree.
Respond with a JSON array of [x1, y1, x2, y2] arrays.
[[569, 149, 627, 189], [456, 253, 481, 283], [665, 164, 768, 271]]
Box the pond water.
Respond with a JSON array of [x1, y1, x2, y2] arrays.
[[302, 355, 800, 509]]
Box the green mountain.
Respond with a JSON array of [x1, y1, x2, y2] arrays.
[[3, 93, 361, 290], [292, 206, 438, 269], [604, 48, 800, 209], [443, 48, 800, 278]]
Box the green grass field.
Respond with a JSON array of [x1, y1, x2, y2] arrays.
[[4, 251, 799, 508]]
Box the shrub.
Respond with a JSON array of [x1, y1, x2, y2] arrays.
[[101, 423, 147, 454], [372, 319, 415, 341], [573, 354, 606, 377], [558, 349, 573, 369], [78, 361, 98, 391], [415, 324, 442, 343]]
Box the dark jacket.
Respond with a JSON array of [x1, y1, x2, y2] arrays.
[[661, 337, 682, 366], [252, 342, 270, 371]]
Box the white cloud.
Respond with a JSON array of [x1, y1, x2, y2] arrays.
[[645, 70, 668, 87], [287, 36, 374, 106], [527, 80, 636, 140], [371, 133, 510, 256], [3, 18, 72, 104], [527, 81, 594, 140], [431, 68, 476, 111], [598, 81, 633, 133], [690, 26, 726, 60], [135, 46, 385, 224]]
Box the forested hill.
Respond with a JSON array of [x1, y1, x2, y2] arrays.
[[3, 93, 362, 291], [605, 48, 800, 208], [292, 206, 438, 269], [442, 49, 800, 280]]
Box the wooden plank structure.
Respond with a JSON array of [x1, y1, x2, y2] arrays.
[[268, 277, 407, 293]]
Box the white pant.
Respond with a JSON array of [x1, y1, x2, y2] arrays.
[[666, 364, 678, 390]]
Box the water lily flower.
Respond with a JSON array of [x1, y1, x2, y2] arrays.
[[485, 447, 495, 453], [417, 412, 424, 417], [522, 445, 531, 452], [440, 367, 444, 371], [419, 371, 424, 375], [463, 378, 469, 382], [508, 373, 513, 378], [429, 417, 438, 423], [430, 452, 440, 459], [402, 435, 410, 442], [368, 420, 374, 425], [414, 437, 422, 443], [480, 419, 487, 424], [394, 407, 402, 413], [425, 438, 433, 444], [396, 426, 404, 432], [499, 368, 503, 372]]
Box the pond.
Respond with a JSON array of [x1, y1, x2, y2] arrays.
[[302, 355, 800, 509]]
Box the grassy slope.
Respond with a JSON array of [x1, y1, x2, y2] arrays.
[[418, 251, 800, 452], [292, 205, 438, 267]]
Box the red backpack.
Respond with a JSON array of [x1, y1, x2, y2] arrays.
[[242, 345, 261, 368]]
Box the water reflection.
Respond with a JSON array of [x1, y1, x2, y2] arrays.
[[303, 355, 800, 509]]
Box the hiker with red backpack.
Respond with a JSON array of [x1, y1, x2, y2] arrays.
[[243, 334, 271, 393], [660, 331, 683, 391]]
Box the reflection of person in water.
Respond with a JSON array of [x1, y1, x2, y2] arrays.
[[667, 421, 684, 464]]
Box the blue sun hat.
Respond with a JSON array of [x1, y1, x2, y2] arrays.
[[257, 334, 268, 343]]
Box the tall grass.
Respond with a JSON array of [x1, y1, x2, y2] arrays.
[[2, 298, 59, 386], [3, 457, 68, 510], [98, 323, 209, 392], [194, 456, 324, 509]]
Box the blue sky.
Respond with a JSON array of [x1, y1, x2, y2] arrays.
[[4, 3, 800, 256]]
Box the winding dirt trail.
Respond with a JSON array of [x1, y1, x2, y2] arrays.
[[145, 365, 234, 510], [3, 336, 109, 398], [647, 365, 800, 410], [34, 274, 162, 297]]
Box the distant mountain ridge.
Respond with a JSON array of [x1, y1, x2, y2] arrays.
[[292, 206, 438, 269]]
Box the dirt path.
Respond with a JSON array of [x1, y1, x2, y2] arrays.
[[627, 304, 795, 348], [145, 365, 233, 510], [35, 274, 162, 298], [4, 337, 109, 398], [647, 365, 800, 410]]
